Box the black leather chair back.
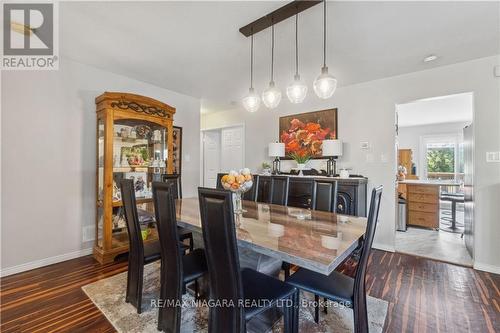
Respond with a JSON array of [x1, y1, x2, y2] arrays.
[[216, 173, 225, 190], [198, 187, 245, 333], [269, 176, 290, 206], [313, 180, 338, 212], [353, 185, 383, 328], [242, 175, 259, 201], [120, 179, 144, 263], [152, 182, 183, 332], [162, 174, 182, 199]]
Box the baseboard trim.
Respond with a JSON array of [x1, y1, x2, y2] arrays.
[[372, 243, 395, 253], [473, 262, 500, 274], [0, 248, 93, 278]]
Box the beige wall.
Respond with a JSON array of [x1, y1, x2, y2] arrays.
[[202, 56, 500, 272]]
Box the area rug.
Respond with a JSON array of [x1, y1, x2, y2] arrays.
[[82, 263, 388, 333]]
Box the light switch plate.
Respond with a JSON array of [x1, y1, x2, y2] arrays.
[[486, 152, 500, 162]]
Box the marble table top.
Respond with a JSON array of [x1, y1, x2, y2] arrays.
[[175, 198, 367, 275]]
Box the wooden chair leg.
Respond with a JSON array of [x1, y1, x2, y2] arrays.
[[314, 294, 319, 323]]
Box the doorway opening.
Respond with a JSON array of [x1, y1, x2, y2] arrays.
[[395, 92, 474, 267], [201, 125, 245, 188]]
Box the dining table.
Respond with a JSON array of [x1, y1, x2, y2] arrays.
[[174, 198, 368, 276]]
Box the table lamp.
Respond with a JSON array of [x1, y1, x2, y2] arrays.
[[268, 142, 285, 174], [322, 139, 343, 177]]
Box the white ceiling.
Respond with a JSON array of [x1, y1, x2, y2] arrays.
[[60, 1, 499, 112], [397, 92, 473, 127]]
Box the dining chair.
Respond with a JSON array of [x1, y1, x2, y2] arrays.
[[216, 173, 225, 189], [286, 186, 383, 332], [162, 174, 194, 252], [198, 187, 299, 333], [313, 179, 338, 212], [242, 175, 259, 201], [120, 179, 162, 314], [152, 182, 208, 332], [269, 175, 290, 206]]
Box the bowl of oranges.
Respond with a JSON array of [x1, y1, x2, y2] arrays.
[[220, 168, 253, 213]]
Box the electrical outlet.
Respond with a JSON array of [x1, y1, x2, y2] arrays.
[[486, 152, 500, 162], [83, 225, 95, 242]]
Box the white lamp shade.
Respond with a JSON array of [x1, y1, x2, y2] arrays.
[[322, 139, 343, 157], [268, 142, 285, 157]]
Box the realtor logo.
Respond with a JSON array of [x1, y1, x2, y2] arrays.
[[2, 2, 59, 70]]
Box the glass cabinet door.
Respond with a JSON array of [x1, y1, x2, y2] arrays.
[[97, 119, 105, 249], [110, 119, 167, 248]]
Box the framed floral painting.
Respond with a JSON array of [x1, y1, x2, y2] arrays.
[[279, 108, 338, 159]]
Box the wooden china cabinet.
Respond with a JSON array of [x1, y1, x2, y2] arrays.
[[94, 92, 175, 264]]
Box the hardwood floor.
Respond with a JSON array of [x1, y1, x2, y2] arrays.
[[1, 250, 498, 332]]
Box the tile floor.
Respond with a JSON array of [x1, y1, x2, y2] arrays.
[[395, 204, 473, 267]]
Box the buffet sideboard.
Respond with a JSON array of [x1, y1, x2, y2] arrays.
[[256, 175, 368, 217]]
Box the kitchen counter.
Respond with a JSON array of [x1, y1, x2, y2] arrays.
[[398, 179, 461, 186]]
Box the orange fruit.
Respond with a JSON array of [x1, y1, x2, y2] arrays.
[[226, 175, 235, 184], [221, 175, 229, 183], [236, 175, 245, 184], [231, 182, 239, 189]]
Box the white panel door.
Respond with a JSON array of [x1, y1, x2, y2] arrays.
[[221, 126, 244, 172], [203, 131, 220, 188]]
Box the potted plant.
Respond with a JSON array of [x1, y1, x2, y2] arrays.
[[261, 162, 272, 175], [289, 152, 311, 176]]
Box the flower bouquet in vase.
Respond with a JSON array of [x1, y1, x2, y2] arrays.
[[289, 152, 311, 176], [220, 168, 253, 214]]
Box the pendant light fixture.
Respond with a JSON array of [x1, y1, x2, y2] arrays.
[[286, 12, 307, 103], [242, 32, 261, 112], [262, 22, 281, 109], [313, 0, 337, 99]]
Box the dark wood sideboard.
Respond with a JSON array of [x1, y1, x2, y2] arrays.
[[256, 175, 368, 217]]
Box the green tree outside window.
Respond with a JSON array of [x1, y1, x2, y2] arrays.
[[427, 148, 455, 173]]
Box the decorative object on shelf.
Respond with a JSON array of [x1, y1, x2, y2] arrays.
[[140, 227, 152, 241], [242, 33, 261, 112], [124, 144, 149, 167], [289, 151, 311, 176], [280, 109, 337, 159], [339, 168, 350, 179], [322, 139, 343, 176], [152, 129, 162, 142], [262, 22, 281, 109], [220, 169, 254, 214], [313, 0, 337, 99], [286, 12, 307, 104], [268, 142, 285, 174], [172, 126, 182, 174], [135, 125, 151, 139], [120, 127, 129, 140], [261, 162, 272, 175]]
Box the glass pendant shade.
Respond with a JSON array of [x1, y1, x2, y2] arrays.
[[286, 74, 308, 103], [262, 81, 281, 109], [313, 66, 337, 99], [242, 87, 260, 112]]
